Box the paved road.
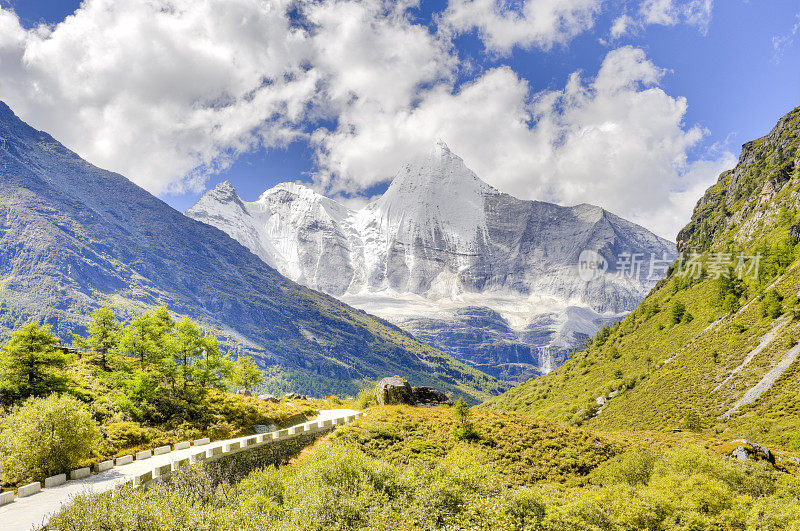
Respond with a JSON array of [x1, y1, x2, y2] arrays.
[[0, 408, 360, 531]]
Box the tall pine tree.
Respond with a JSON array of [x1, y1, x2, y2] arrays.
[[0, 322, 68, 403], [73, 306, 121, 371]]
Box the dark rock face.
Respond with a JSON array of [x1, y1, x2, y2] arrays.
[[376, 377, 414, 406], [790, 222, 800, 242], [404, 306, 617, 381], [283, 393, 310, 400], [411, 387, 452, 407]]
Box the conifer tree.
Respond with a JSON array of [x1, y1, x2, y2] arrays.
[[231, 355, 263, 395], [73, 306, 121, 371], [0, 322, 68, 403], [173, 316, 205, 395], [119, 313, 158, 368], [195, 335, 231, 391]]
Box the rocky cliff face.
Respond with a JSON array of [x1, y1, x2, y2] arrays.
[[677, 108, 799, 252], [188, 141, 677, 381]]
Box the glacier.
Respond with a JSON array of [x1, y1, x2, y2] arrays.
[[187, 141, 677, 381]]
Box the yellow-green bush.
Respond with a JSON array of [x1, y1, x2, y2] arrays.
[[49, 442, 800, 531], [0, 394, 100, 484]]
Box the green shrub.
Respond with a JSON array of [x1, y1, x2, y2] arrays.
[[0, 322, 68, 404], [354, 387, 376, 409], [761, 289, 784, 319], [669, 301, 686, 326], [453, 399, 481, 441], [0, 394, 100, 484], [683, 411, 704, 433], [591, 449, 656, 487], [103, 421, 151, 453]]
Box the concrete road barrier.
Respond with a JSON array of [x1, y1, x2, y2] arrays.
[[95, 460, 114, 473], [135, 450, 153, 460], [194, 437, 210, 446], [174, 441, 191, 450], [154, 445, 171, 456], [0, 490, 14, 506], [17, 482, 41, 498], [134, 471, 153, 486], [116, 455, 134, 466], [225, 441, 241, 452], [44, 474, 66, 488], [70, 467, 91, 480]]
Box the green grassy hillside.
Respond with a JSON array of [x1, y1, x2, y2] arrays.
[[48, 405, 800, 530], [485, 107, 800, 449]]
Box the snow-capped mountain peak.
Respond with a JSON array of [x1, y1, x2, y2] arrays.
[[187, 142, 677, 381], [372, 140, 493, 250]]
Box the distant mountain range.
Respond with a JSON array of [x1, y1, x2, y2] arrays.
[[0, 101, 505, 401], [187, 140, 676, 380]]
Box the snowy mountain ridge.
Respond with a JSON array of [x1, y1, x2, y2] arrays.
[[187, 141, 677, 380]]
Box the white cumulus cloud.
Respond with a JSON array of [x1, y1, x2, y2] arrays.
[[0, 0, 317, 195], [606, 0, 714, 40], [0, 0, 731, 241], [440, 0, 602, 54]]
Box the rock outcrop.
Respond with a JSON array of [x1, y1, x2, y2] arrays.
[[411, 387, 452, 407], [727, 439, 775, 464], [790, 221, 800, 242], [376, 377, 414, 406], [375, 377, 451, 407]]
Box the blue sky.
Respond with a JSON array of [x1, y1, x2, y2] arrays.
[[1, 0, 798, 238]]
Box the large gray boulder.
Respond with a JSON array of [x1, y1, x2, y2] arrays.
[[375, 377, 451, 406], [375, 377, 414, 405], [728, 439, 775, 464]]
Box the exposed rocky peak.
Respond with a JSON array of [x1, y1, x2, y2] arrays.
[[199, 180, 248, 212], [676, 107, 799, 252]]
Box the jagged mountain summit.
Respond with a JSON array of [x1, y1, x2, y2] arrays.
[[0, 101, 505, 400], [187, 141, 677, 380]]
